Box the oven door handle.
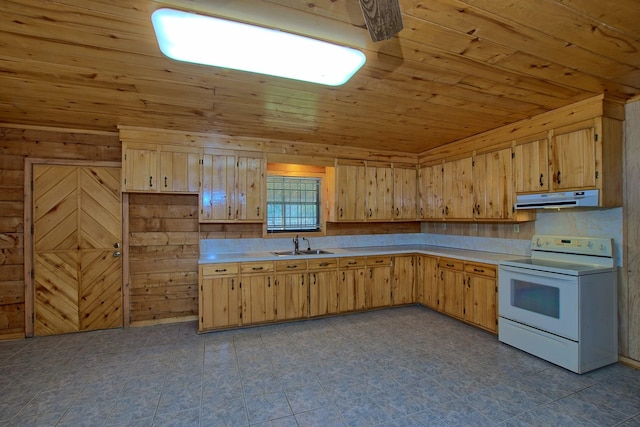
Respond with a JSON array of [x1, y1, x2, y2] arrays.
[[498, 265, 575, 282]]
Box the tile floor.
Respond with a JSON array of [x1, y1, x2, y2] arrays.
[[1, 306, 640, 426]]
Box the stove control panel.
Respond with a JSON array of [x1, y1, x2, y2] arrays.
[[531, 235, 613, 257]]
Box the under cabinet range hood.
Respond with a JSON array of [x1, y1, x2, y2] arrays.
[[515, 190, 599, 209]]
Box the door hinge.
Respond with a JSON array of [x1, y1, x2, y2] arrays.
[[31, 269, 35, 279], [31, 224, 34, 234], [124, 153, 127, 161], [511, 152, 515, 159], [595, 133, 599, 142]]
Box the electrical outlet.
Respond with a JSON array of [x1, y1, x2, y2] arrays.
[[513, 224, 520, 233], [441, 223, 447, 230], [471, 223, 478, 232]]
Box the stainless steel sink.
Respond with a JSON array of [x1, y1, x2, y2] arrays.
[[271, 249, 333, 256]]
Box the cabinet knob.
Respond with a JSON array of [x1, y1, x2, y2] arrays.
[[113, 251, 121, 258]]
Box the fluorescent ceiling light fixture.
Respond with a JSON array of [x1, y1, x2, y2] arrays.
[[151, 8, 366, 86]]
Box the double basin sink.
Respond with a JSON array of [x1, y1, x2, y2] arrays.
[[271, 249, 333, 256]]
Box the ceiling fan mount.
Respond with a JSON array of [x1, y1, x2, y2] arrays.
[[358, 0, 404, 42]]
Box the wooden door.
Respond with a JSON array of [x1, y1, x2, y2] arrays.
[[237, 155, 265, 221], [551, 126, 597, 190], [392, 256, 414, 305], [418, 163, 443, 219], [159, 145, 200, 193], [474, 148, 513, 220], [33, 165, 122, 336], [442, 157, 473, 220], [393, 166, 417, 220], [335, 162, 366, 221], [368, 258, 392, 308], [200, 275, 240, 330], [514, 137, 549, 193], [275, 272, 308, 320]]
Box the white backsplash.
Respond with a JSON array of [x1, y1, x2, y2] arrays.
[[200, 208, 622, 265]]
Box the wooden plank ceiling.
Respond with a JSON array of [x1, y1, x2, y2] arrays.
[[0, 0, 639, 154]]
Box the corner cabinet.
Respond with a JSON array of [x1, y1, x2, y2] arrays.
[[393, 164, 418, 220], [200, 149, 266, 222], [418, 163, 443, 220], [122, 142, 200, 193]]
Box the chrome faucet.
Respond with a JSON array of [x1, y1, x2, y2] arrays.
[[302, 237, 311, 251], [293, 235, 299, 252]]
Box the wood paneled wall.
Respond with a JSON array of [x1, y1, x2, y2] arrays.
[[128, 194, 199, 325], [0, 125, 120, 339]]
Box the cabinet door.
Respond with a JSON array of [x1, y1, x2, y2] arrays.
[[335, 162, 366, 221], [416, 255, 439, 309], [551, 126, 597, 190], [339, 267, 366, 312], [368, 263, 392, 308], [464, 273, 497, 333], [366, 164, 393, 220], [201, 152, 236, 221], [514, 137, 549, 193], [393, 166, 418, 220], [473, 148, 513, 220], [440, 261, 464, 319], [275, 272, 308, 321], [123, 144, 158, 192], [160, 146, 200, 193], [242, 274, 275, 324], [392, 256, 415, 305], [200, 276, 240, 330], [237, 155, 265, 221], [442, 157, 473, 220], [309, 270, 338, 317], [418, 164, 443, 219]]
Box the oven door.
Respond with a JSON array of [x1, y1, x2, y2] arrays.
[[498, 265, 578, 341]]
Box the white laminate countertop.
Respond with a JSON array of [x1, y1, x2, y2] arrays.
[[199, 244, 527, 266]]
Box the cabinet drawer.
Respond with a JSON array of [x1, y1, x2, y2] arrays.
[[366, 256, 392, 266], [308, 258, 337, 270], [439, 258, 464, 270], [241, 262, 275, 274], [275, 260, 307, 271], [338, 257, 366, 268], [201, 263, 238, 276], [464, 262, 496, 278]]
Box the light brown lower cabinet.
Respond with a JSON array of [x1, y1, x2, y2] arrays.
[[439, 258, 465, 319], [463, 262, 498, 333], [308, 258, 339, 317], [275, 260, 308, 321], [367, 256, 393, 308], [240, 262, 276, 325], [199, 263, 240, 331], [392, 255, 415, 305], [198, 253, 497, 334], [338, 257, 367, 312]]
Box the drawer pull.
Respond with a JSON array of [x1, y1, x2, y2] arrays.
[[375, 260, 383, 264], [215, 268, 227, 273], [446, 263, 454, 268], [287, 265, 298, 269], [348, 261, 357, 265], [319, 262, 329, 267], [474, 268, 485, 273], [252, 266, 264, 271]]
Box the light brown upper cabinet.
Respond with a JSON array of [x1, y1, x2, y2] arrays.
[[442, 156, 474, 220], [418, 162, 443, 220], [513, 116, 623, 207], [366, 161, 393, 221], [473, 147, 513, 220], [393, 164, 418, 220], [122, 142, 200, 193], [335, 160, 367, 222], [201, 149, 265, 222], [514, 134, 549, 193]]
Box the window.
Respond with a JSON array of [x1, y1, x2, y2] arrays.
[[267, 176, 321, 233]]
